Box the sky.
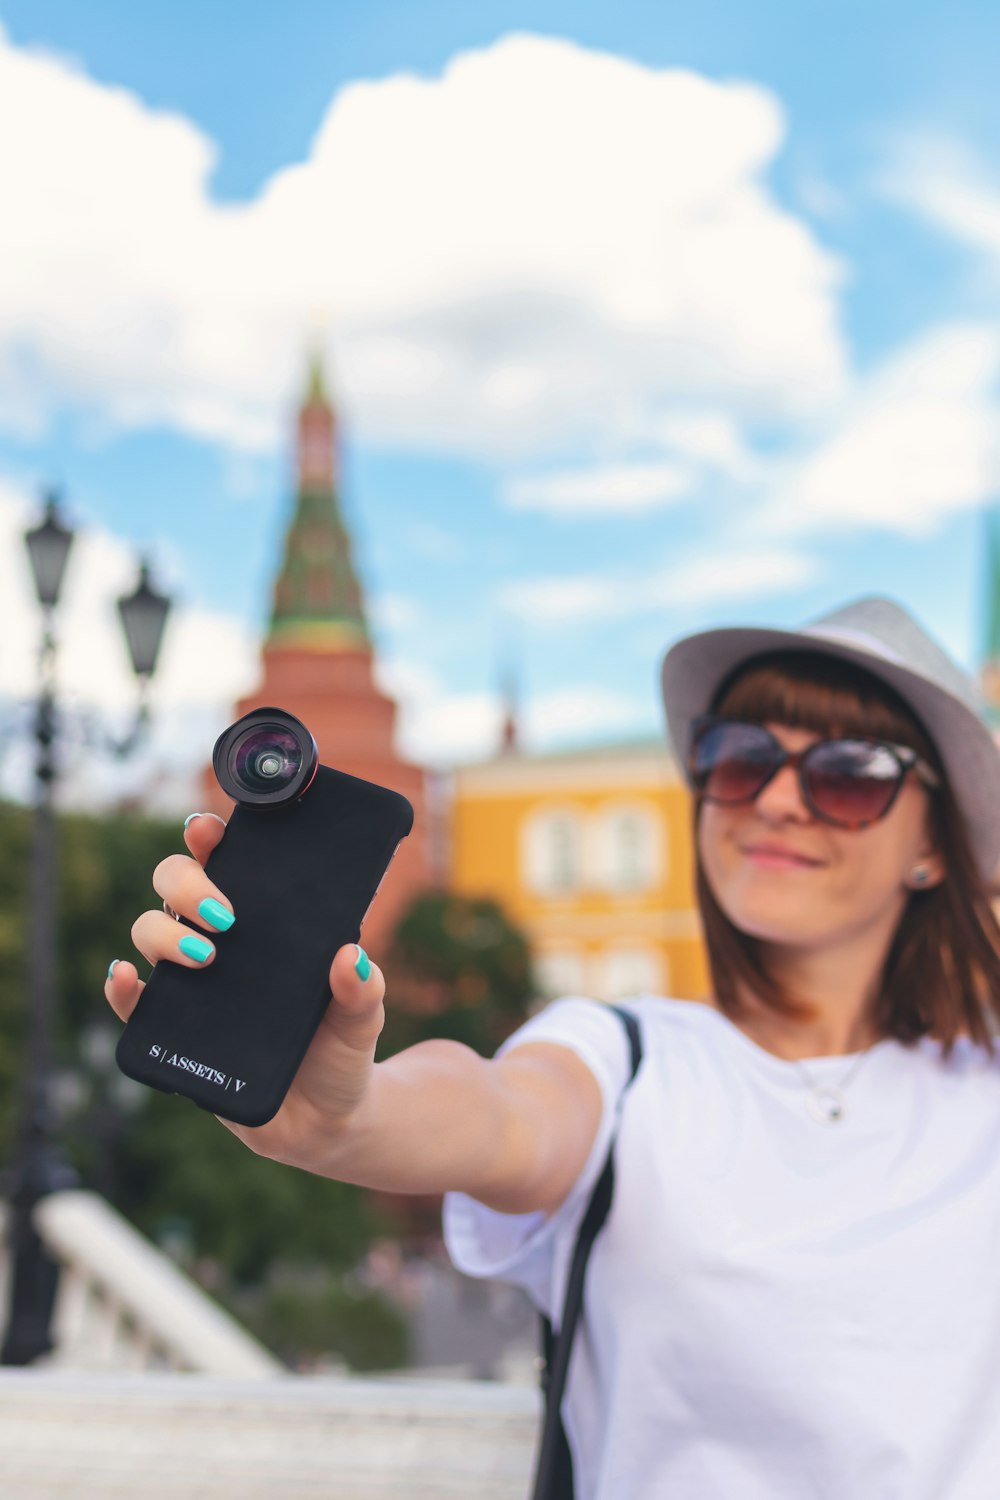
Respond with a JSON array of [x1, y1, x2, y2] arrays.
[[1, 1, 999, 809]]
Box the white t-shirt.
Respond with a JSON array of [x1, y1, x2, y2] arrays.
[[443, 994, 1000, 1500]]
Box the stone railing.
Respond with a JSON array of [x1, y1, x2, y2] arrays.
[[0, 1370, 539, 1499], [0, 1191, 281, 1377], [0, 1190, 542, 1496]]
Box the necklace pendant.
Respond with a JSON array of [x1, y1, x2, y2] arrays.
[[806, 1085, 847, 1125]]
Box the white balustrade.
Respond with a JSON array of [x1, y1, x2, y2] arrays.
[[0, 1191, 281, 1377], [0, 1191, 542, 1496]]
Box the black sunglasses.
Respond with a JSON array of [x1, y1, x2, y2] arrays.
[[689, 716, 941, 830]]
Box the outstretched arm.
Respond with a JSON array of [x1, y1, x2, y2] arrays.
[[105, 812, 603, 1217]]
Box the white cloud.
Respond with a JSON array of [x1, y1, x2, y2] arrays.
[[879, 133, 1000, 262], [0, 28, 849, 459], [525, 686, 649, 747], [758, 322, 1000, 539], [391, 683, 503, 767], [403, 521, 465, 563], [375, 662, 651, 765], [656, 411, 770, 483], [663, 549, 819, 607], [372, 656, 498, 765], [368, 593, 423, 637], [503, 408, 774, 517], [505, 461, 693, 515], [499, 544, 819, 625], [501, 573, 624, 624], [794, 170, 849, 225], [374, 655, 441, 707]]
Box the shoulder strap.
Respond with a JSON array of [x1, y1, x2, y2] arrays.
[[530, 1005, 643, 1500]]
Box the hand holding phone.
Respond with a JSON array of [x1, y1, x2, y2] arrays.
[[111, 707, 413, 1132], [106, 841, 388, 1165]]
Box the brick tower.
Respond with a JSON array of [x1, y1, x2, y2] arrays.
[[199, 357, 434, 962]]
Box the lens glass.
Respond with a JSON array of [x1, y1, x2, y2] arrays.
[[691, 721, 778, 803], [231, 727, 303, 794], [803, 740, 901, 826]]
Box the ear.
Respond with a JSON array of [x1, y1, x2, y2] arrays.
[[905, 845, 946, 893], [904, 798, 946, 892]]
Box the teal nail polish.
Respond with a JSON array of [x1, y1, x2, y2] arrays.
[[108, 959, 120, 980], [184, 813, 204, 829], [199, 897, 234, 931], [354, 945, 371, 982], [180, 935, 214, 963]]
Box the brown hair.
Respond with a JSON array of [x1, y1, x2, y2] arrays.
[[694, 650, 1000, 1054]]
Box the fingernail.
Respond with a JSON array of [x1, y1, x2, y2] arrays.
[[179, 935, 214, 963], [184, 813, 205, 829], [198, 897, 235, 931], [354, 945, 371, 982], [108, 959, 120, 980]]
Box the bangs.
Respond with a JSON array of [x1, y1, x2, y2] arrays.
[[711, 650, 942, 768]]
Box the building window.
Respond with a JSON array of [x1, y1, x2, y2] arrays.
[[615, 814, 644, 889], [534, 949, 587, 1001], [595, 804, 661, 893], [601, 947, 663, 1001], [522, 808, 583, 896]]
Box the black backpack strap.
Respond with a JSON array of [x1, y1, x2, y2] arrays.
[[530, 1005, 643, 1500]]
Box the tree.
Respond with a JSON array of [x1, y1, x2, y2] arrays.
[[380, 889, 535, 1059]]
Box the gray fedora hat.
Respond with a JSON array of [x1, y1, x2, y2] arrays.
[[661, 596, 1000, 882]]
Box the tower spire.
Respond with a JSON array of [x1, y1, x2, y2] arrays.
[[266, 356, 370, 652], [200, 349, 433, 965], [498, 652, 520, 757]]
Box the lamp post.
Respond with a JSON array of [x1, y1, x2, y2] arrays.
[[111, 559, 172, 758], [0, 489, 172, 1365]]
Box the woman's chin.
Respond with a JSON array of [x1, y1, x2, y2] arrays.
[[722, 894, 824, 947]]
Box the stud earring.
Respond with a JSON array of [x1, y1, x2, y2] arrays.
[[911, 866, 929, 886]]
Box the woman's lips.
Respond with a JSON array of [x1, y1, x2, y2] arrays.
[[741, 845, 824, 870]]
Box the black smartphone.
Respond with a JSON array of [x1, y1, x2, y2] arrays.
[[115, 706, 414, 1127]]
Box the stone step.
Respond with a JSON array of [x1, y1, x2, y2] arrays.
[[0, 1370, 540, 1499]]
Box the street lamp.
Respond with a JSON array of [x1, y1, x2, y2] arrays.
[[118, 561, 171, 678], [24, 490, 74, 610], [111, 559, 173, 758], [0, 489, 172, 1365]]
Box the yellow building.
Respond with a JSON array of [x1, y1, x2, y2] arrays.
[[448, 738, 708, 1004]]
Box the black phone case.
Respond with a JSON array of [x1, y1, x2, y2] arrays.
[[115, 764, 413, 1127]]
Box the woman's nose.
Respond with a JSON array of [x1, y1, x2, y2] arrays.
[[753, 762, 812, 821]]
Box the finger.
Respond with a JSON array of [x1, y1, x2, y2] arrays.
[[152, 851, 235, 935], [131, 910, 218, 969], [104, 959, 145, 1023], [323, 943, 386, 1052], [181, 811, 227, 868]]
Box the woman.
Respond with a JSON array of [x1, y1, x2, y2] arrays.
[[106, 595, 1000, 1498]]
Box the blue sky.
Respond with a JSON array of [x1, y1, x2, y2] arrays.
[[1, 2, 999, 803]]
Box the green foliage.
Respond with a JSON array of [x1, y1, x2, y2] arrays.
[[240, 1275, 410, 1371], [115, 1091, 385, 1284], [57, 804, 178, 1040], [380, 889, 534, 1058]]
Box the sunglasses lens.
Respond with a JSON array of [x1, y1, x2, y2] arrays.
[[691, 722, 778, 803], [804, 741, 902, 826]]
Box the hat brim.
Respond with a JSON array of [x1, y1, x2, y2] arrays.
[[661, 624, 1000, 884]]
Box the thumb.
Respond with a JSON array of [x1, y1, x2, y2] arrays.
[[324, 942, 386, 1050]]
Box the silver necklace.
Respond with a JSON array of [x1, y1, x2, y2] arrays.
[[793, 1049, 874, 1125]]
